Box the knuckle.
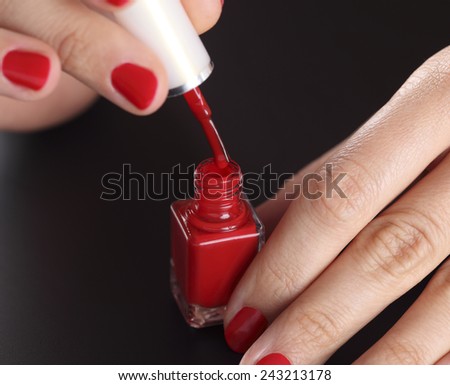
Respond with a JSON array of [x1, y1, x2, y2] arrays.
[[397, 45, 450, 106], [305, 157, 376, 225], [55, 24, 90, 70], [292, 308, 343, 349], [427, 259, 450, 299], [355, 212, 437, 285], [382, 337, 427, 364], [420, 46, 450, 91]]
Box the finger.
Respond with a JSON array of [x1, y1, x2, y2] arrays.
[[84, 0, 135, 13], [0, 73, 97, 131], [85, 0, 223, 34], [257, 141, 345, 237], [258, 144, 449, 239], [241, 150, 450, 364], [181, 0, 224, 34], [224, 46, 450, 353], [436, 351, 450, 365], [0, 28, 60, 100], [354, 258, 450, 364], [0, 0, 167, 115]]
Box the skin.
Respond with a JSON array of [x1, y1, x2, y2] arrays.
[[0, 0, 449, 365], [0, 0, 222, 131], [226, 45, 450, 365]]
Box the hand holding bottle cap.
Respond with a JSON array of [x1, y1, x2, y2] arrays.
[[0, 0, 223, 129]]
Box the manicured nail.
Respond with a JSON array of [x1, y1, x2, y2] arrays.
[[225, 307, 268, 353], [111, 63, 158, 110], [257, 353, 291, 365], [2, 50, 50, 91], [107, 0, 129, 6]]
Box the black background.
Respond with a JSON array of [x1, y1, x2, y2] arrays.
[[0, 0, 448, 364]]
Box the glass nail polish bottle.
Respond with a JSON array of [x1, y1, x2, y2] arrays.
[[170, 158, 264, 328]]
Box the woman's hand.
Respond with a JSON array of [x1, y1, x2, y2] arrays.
[[0, 0, 222, 131], [224, 46, 450, 365]]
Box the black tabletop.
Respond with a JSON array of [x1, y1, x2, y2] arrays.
[[0, 0, 448, 364]]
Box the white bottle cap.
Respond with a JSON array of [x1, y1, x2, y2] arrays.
[[114, 0, 214, 96]]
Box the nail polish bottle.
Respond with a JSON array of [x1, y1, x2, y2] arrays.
[[114, 0, 213, 96], [170, 159, 264, 328], [114, 0, 263, 328]]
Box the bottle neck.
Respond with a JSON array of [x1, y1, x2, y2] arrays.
[[189, 159, 248, 231]]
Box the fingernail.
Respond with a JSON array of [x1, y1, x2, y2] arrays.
[[221, 0, 224, 6], [107, 0, 129, 6], [225, 307, 268, 353], [2, 50, 50, 91], [257, 353, 291, 365], [111, 63, 158, 110]]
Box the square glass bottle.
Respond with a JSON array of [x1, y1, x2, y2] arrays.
[[170, 158, 264, 328]]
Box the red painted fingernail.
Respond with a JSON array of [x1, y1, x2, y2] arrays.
[[107, 0, 129, 6], [257, 353, 291, 365], [225, 307, 268, 353], [2, 50, 50, 91], [111, 63, 158, 110]]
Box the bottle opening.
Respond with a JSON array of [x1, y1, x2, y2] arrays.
[[189, 158, 248, 230], [194, 158, 242, 202]]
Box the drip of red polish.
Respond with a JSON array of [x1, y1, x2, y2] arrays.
[[256, 353, 291, 365], [184, 87, 230, 169], [225, 307, 268, 353]]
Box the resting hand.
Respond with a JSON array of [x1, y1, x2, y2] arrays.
[[224, 46, 450, 365]]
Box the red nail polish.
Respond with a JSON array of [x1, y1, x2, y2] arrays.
[[2, 50, 50, 91], [225, 307, 268, 353], [111, 63, 158, 110], [184, 87, 230, 168], [257, 353, 291, 365], [171, 166, 264, 328], [107, 0, 129, 6], [170, 88, 264, 328]]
